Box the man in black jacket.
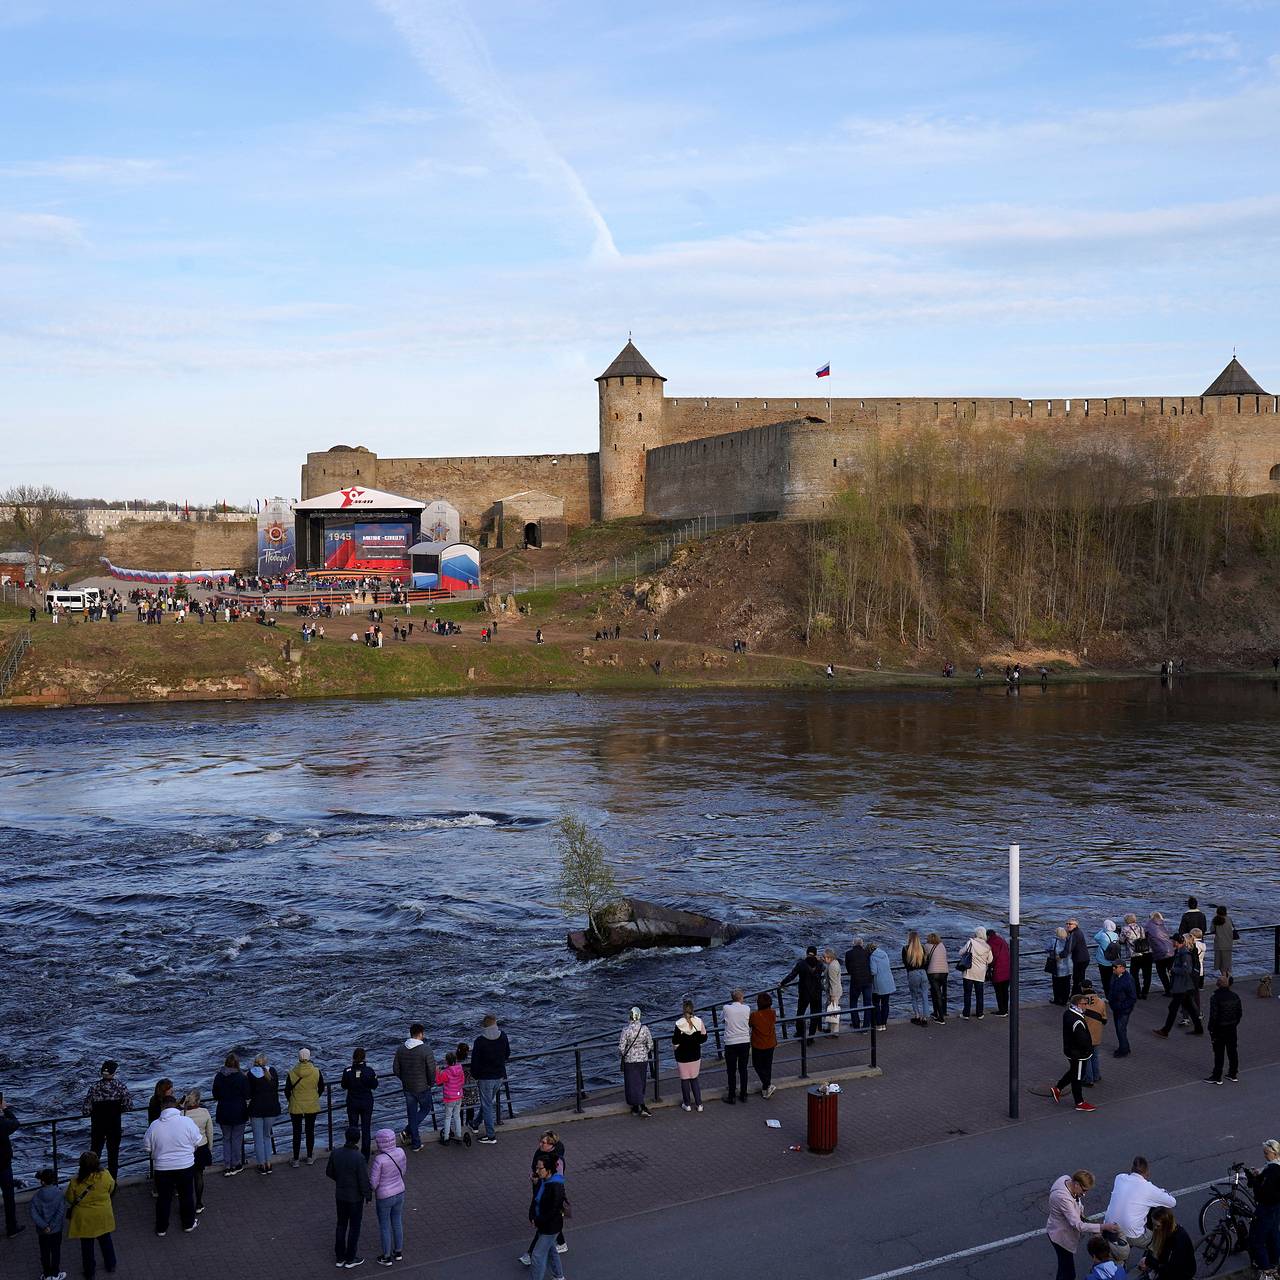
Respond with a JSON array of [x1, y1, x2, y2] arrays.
[[472, 1015, 511, 1144], [1178, 896, 1207, 937], [527, 1161, 566, 1279], [1204, 974, 1243, 1084], [0, 1091, 19, 1238], [844, 938, 874, 1032], [326, 1125, 372, 1268], [782, 946, 824, 1045], [1066, 919, 1090, 994], [1052, 1001, 1096, 1111], [1153, 935, 1205, 1037]]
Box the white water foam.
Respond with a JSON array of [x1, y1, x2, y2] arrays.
[[222, 934, 252, 960]]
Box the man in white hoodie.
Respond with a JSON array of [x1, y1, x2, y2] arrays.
[[144, 1103, 202, 1238]]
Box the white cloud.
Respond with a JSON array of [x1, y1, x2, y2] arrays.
[[0, 156, 172, 182], [371, 0, 619, 260], [0, 212, 87, 248], [1140, 31, 1243, 61]]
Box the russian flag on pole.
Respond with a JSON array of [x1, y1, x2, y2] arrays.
[[816, 362, 830, 378]]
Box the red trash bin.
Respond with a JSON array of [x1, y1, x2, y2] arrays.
[[806, 1085, 838, 1154]]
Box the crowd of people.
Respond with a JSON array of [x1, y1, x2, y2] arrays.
[[1044, 1145, 1280, 1280]]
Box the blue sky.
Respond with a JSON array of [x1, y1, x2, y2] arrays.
[[3, 0, 1279, 500]]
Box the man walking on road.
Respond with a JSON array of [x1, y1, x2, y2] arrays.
[[472, 1014, 511, 1144], [1153, 935, 1204, 1038], [1103, 1156, 1176, 1258], [1076, 981, 1108, 1085], [392, 1023, 437, 1152], [1108, 962, 1137, 1059], [1205, 974, 1242, 1085], [1052, 998, 1096, 1111], [721, 990, 751, 1105]]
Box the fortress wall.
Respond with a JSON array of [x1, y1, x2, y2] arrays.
[[644, 423, 791, 518], [302, 450, 600, 532]]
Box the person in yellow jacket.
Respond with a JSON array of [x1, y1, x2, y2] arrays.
[[65, 1152, 116, 1278], [285, 1048, 326, 1168]]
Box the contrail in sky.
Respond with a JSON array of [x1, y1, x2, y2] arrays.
[[373, 0, 620, 260]]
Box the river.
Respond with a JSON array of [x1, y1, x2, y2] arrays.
[[2, 678, 1278, 1126]]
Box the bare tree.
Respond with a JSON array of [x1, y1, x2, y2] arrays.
[[0, 485, 83, 586]]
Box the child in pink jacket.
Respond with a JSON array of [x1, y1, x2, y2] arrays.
[[435, 1053, 469, 1147]]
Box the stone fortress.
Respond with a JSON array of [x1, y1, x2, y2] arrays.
[[300, 343, 1280, 548]]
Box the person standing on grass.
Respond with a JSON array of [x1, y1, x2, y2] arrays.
[[472, 1015, 511, 1145], [64, 1152, 116, 1279], [869, 940, 896, 1030], [285, 1048, 325, 1167], [986, 928, 1011, 1016], [370, 1129, 407, 1268], [211, 1054, 251, 1176], [1052, 997, 1096, 1112], [619, 1007, 655, 1117], [1045, 1170, 1116, 1280], [342, 1048, 378, 1160], [902, 930, 929, 1027], [327, 1125, 372, 1270], [749, 993, 778, 1097], [1153, 935, 1204, 1038], [391, 1023, 437, 1153], [1204, 973, 1243, 1085], [925, 933, 949, 1023], [673, 1000, 708, 1112], [1107, 961, 1137, 1059], [960, 929, 993, 1020], [27, 1168, 65, 1280], [143, 1099, 201, 1237]]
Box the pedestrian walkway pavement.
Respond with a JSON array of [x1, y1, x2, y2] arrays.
[[5, 979, 1276, 1280]]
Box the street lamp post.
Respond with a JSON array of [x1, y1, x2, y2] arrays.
[[1009, 842, 1021, 1120]]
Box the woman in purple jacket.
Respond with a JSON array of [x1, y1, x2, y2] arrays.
[[1146, 912, 1174, 995]]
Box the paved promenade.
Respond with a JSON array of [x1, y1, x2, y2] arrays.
[[5, 982, 1277, 1280]]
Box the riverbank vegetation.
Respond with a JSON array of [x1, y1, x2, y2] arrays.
[[802, 417, 1279, 650]]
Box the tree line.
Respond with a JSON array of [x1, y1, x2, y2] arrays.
[[803, 416, 1279, 649]]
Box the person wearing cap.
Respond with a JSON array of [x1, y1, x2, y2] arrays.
[[81, 1061, 133, 1182], [1107, 961, 1137, 1058], [326, 1125, 372, 1269], [285, 1048, 325, 1168], [619, 1008, 654, 1117]]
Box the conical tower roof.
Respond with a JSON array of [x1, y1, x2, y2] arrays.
[[1203, 356, 1268, 396], [596, 340, 664, 382]]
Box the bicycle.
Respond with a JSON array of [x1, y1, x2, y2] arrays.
[[1196, 1162, 1256, 1275]]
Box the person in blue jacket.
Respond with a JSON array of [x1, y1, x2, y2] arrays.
[[1107, 961, 1138, 1058], [868, 941, 897, 1031], [1093, 920, 1121, 997]]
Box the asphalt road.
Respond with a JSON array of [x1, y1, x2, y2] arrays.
[[425, 1062, 1272, 1280]]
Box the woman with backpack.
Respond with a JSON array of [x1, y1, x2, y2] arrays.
[[1093, 920, 1121, 997]]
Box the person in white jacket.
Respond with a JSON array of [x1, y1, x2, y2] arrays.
[[144, 1104, 202, 1238], [961, 928, 994, 1020], [1103, 1156, 1176, 1258]]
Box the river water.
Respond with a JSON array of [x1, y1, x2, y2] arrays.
[[2, 678, 1279, 1128]]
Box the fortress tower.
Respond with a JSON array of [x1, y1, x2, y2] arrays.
[[597, 340, 666, 520]]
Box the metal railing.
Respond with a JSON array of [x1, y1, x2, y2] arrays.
[[9, 921, 1274, 1185], [0, 626, 31, 695]]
